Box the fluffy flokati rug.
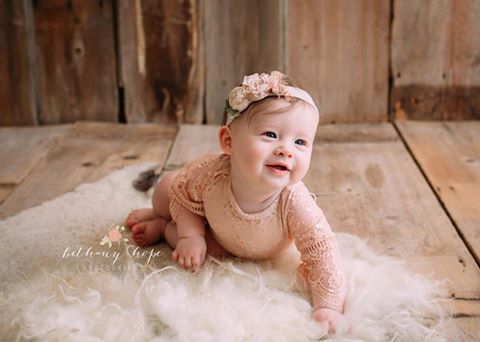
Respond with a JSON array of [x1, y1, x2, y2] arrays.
[[0, 164, 460, 341]]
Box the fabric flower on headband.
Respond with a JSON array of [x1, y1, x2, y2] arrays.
[[225, 72, 289, 124]]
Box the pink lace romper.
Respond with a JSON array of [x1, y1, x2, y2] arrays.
[[169, 154, 346, 312]]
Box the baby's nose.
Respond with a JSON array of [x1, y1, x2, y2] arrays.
[[274, 145, 293, 158]]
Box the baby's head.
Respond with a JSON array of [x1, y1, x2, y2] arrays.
[[219, 71, 319, 191]]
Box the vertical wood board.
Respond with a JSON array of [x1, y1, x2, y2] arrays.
[[287, 0, 390, 123], [392, 0, 480, 120], [205, 0, 284, 124], [0, 0, 37, 126], [34, 0, 118, 124], [118, 0, 203, 124]]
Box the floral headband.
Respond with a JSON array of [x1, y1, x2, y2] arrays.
[[224, 71, 319, 125]]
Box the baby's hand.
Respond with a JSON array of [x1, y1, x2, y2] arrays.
[[172, 235, 207, 272], [312, 308, 348, 335]]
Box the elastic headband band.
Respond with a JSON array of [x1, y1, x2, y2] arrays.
[[225, 72, 318, 125]]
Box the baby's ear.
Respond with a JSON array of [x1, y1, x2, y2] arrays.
[[219, 126, 233, 155]]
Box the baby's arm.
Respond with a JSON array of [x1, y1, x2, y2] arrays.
[[171, 205, 207, 272], [287, 183, 347, 334], [301, 232, 347, 334]]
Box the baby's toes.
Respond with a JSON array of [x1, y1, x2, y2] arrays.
[[133, 236, 146, 246], [131, 223, 146, 246], [125, 213, 139, 228], [131, 223, 146, 235]]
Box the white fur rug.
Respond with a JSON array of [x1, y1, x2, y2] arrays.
[[0, 164, 460, 341]]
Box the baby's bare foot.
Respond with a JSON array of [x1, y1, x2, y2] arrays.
[[125, 208, 158, 228], [131, 217, 168, 247]]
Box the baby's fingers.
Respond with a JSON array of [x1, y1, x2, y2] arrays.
[[192, 256, 202, 272], [184, 257, 192, 269], [177, 256, 185, 267], [172, 250, 178, 261]]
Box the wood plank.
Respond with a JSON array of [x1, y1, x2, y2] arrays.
[[118, 0, 204, 124], [453, 316, 480, 341], [392, 0, 480, 120], [33, 0, 117, 124], [397, 121, 480, 266], [307, 123, 480, 299], [0, 124, 70, 184], [440, 299, 480, 339], [287, 0, 390, 123], [204, 0, 284, 124], [0, 124, 69, 204], [166, 123, 480, 299], [165, 124, 221, 170], [86, 122, 176, 182], [0, 185, 15, 206], [0, 0, 37, 126], [0, 122, 176, 219], [440, 299, 480, 318]]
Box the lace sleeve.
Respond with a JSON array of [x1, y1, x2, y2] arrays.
[[168, 154, 220, 221], [287, 183, 346, 313]]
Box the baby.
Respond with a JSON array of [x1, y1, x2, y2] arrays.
[[125, 71, 346, 333]]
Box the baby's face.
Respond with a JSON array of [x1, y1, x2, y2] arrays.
[[229, 99, 319, 192]]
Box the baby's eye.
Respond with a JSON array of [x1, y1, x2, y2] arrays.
[[263, 131, 277, 139], [295, 139, 307, 146]]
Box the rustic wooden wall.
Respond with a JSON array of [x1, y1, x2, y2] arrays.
[[0, 0, 37, 126], [118, 0, 203, 124], [392, 0, 480, 120], [204, 0, 284, 124], [287, 0, 390, 123], [1, 0, 479, 126], [34, 0, 118, 124]]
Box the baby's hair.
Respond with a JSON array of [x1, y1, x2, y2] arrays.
[[222, 71, 303, 126]]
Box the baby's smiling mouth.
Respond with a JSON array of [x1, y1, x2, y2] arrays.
[[266, 164, 290, 172]]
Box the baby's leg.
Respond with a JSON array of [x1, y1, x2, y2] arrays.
[[127, 170, 179, 247], [151, 170, 179, 220]]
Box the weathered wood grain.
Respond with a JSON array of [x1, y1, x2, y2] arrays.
[[0, 185, 15, 206], [314, 123, 398, 143], [397, 121, 480, 266], [34, 0, 117, 124], [287, 0, 390, 123], [118, 0, 203, 124], [204, 0, 284, 124], [392, 0, 480, 120], [440, 299, 480, 339], [0, 0, 37, 126], [0, 124, 69, 184], [165, 124, 221, 170], [0, 122, 176, 218], [453, 316, 480, 341], [441, 299, 480, 318], [308, 124, 480, 299]]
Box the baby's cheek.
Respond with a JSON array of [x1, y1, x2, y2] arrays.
[[244, 143, 267, 161], [295, 155, 311, 178]]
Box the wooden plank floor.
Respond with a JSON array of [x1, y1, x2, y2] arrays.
[[0, 121, 479, 337]]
